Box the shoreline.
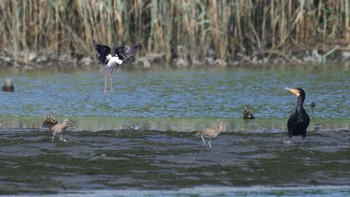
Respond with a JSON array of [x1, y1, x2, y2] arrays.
[[1, 47, 350, 71]]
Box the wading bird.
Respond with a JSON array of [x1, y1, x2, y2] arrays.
[[95, 43, 142, 94], [2, 78, 14, 92], [285, 87, 310, 139], [193, 122, 225, 148], [243, 107, 255, 120], [49, 118, 70, 143]]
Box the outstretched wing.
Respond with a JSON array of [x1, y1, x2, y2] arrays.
[[115, 43, 142, 61], [95, 44, 111, 64]]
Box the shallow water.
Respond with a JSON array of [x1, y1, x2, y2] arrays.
[[0, 67, 349, 195], [1, 68, 349, 119]]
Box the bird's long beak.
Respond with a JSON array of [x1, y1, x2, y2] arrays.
[[285, 87, 300, 96], [68, 119, 76, 124]]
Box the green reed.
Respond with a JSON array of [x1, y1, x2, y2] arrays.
[[0, 0, 349, 65]]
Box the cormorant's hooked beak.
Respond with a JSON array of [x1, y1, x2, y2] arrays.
[[285, 87, 300, 97]]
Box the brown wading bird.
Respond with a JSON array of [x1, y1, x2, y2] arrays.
[[243, 107, 255, 120], [285, 87, 310, 139], [95, 43, 142, 95], [193, 122, 225, 148], [42, 114, 58, 130], [2, 78, 14, 92], [49, 118, 70, 143]]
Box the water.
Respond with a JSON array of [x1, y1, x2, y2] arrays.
[[0, 67, 349, 195]]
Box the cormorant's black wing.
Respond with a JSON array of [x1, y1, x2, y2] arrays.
[[287, 110, 309, 138]]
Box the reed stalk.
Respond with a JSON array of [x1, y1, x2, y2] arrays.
[[344, 0, 350, 40], [0, 0, 349, 65]]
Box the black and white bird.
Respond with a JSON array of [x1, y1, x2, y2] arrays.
[[95, 43, 142, 94]]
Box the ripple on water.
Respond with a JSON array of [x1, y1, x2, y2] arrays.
[[0, 125, 349, 194], [0, 69, 349, 194], [0, 69, 349, 118]]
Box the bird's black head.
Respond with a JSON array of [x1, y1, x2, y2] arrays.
[[285, 87, 306, 101]]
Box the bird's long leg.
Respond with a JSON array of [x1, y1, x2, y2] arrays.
[[109, 66, 116, 94], [208, 138, 212, 148], [59, 134, 67, 142], [51, 133, 55, 143], [201, 135, 206, 145], [109, 74, 113, 93], [104, 75, 107, 95]]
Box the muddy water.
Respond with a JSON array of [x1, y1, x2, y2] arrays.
[[0, 126, 349, 195], [0, 67, 349, 195]]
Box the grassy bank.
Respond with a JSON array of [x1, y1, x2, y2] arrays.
[[0, 0, 350, 67]]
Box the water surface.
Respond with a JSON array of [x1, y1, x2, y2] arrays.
[[1, 68, 349, 119], [0, 67, 349, 195]]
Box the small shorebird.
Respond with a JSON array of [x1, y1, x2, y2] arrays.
[[2, 78, 14, 92], [193, 122, 225, 148], [243, 107, 255, 120], [42, 114, 58, 130], [95, 43, 142, 94], [49, 118, 70, 143]]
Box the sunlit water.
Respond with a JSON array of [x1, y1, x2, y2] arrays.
[[0, 67, 349, 195]]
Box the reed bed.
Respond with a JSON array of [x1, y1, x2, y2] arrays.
[[0, 0, 349, 66]]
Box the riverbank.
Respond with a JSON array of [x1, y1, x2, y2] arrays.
[[1, 46, 350, 71]]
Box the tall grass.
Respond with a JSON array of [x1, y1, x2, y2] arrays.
[[0, 0, 349, 65]]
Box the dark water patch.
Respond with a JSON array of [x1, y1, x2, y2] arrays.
[[28, 186, 349, 196], [0, 127, 349, 194]]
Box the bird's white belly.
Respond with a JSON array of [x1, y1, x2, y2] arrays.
[[107, 56, 123, 67]]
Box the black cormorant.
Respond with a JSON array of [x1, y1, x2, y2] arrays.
[[285, 87, 310, 138]]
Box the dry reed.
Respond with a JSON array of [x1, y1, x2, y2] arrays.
[[0, 0, 349, 66]]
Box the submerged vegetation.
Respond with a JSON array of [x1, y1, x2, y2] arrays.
[[0, 0, 350, 68]]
